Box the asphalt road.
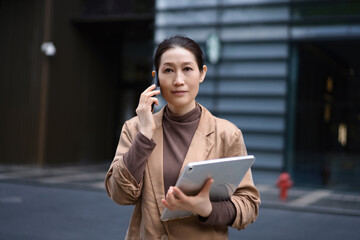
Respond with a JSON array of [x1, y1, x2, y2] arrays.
[[1, 182, 359, 240]]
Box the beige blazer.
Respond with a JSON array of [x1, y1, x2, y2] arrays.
[[105, 104, 260, 240]]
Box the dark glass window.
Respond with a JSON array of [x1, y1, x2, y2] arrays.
[[294, 40, 360, 190]]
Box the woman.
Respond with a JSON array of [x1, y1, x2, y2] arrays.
[[105, 35, 260, 240]]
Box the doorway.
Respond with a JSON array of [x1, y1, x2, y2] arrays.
[[73, 10, 155, 161], [293, 40, 360, 190]]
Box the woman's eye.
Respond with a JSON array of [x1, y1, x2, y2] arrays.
[[184, 67, 192, 71], [164, 68, 172, 73]]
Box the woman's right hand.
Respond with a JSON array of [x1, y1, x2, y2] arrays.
[[161, 178, 214, 218], [136, 84, 161, 139]]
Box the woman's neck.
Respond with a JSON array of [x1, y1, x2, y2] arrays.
[[167, 101, 196, 116]]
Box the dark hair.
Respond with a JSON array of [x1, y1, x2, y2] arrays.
[[154, 35, 204, 73]]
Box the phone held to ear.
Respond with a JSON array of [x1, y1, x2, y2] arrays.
[[151, 71, 159, 112]]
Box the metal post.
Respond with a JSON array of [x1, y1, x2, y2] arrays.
[[37, 0, 52, 166]]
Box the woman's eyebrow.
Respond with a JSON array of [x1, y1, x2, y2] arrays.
[[182, 62, 196, 66], [162, 62, 195, 66], [161, 62, 175, 67]]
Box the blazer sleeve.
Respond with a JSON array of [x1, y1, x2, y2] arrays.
[[227, 129, 261, 230], [105, 120, 143, 205]]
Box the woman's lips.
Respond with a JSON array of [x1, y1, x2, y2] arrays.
[[172, 90, 187, 96]]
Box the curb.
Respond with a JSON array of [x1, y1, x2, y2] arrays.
[[261, 201, 360, 217]]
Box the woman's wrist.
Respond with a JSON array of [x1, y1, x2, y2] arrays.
[[195, 201, 212, 218], [140, 128, 153, 140]]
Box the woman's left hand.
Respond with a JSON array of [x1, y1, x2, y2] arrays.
[[161, 178, 214, 218]]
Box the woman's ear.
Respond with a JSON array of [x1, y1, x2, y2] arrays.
[[152, 70, 156, 78], [200, 65, 207, 83]]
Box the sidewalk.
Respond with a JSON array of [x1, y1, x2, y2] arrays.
[[253, 170, 360, 217], [0, 163, 108, 191], [0, 164, 359, 216]]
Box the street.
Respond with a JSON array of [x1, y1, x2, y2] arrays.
[[1, 182, 359, 240]]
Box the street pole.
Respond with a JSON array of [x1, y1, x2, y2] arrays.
[[38, 0, 52, 166]]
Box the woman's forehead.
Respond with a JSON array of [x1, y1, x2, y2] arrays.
[[160, 47, 197, 65]]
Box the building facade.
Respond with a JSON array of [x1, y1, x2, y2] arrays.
[[154, 0, 360, 190], [0, 0, 155, 165], [1, 0, 359, 191]]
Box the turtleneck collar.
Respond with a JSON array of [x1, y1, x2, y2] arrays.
[[164, 103, 201, 123]]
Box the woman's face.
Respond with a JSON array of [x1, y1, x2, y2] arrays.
[[158, 47, 207, 115]]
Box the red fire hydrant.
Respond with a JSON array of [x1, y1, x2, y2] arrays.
[[276, 172, 293, 201]]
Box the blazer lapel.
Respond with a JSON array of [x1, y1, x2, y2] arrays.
[[146, 109, 166, 215], [179, 105, 215, 176]]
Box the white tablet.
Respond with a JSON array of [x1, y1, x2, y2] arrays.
[[160, 155, 255, 221]]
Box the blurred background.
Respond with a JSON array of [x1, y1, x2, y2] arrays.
[[1, 1, 360, 239], [1, 0, 360, 191]]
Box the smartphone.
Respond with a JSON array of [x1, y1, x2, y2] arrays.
[[151, 71, 159, 112], [152, 71, 159, 87]]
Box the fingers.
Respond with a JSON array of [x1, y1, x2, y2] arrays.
[[172, 187, 186, 200], [141, 85, 160, 99], [198, 178, 214, 196], [148, 97, 159, 106], [144, 84, 160, 95], [161, 199, 170, 209], [145, 84, 157, 92], [166, 186, 175, 198], [141, 87, 160, 100], [162, 187, 179, 210], [137, 86, 160, 112], [162, 186, 190, 210], [140, 86, 160, 105], [136, 85, 161, 139]]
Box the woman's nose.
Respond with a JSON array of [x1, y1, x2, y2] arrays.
[[173, 73, 185, 85]]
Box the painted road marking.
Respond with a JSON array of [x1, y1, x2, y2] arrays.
[[289, 190, 332, 207]]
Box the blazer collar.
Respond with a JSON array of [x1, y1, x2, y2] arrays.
[[146, 104, 215, 216]]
